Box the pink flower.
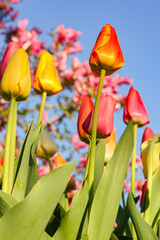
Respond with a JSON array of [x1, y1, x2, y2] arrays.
[[123, 87, 150, 127], [141, 127, 155, 144], [0, 41, 20, 80], [18, 19, 28, 31]]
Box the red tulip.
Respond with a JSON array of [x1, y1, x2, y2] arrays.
[[77, 96, 94, 144], [83, 95, 116, 138], [142, 127, 155, 144], [123, 87, 149, 127], [0, 41, 20, 80], [89, 24, 125, 76]]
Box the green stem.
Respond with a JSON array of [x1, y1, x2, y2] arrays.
[[47, 156, 52, 171], [88, 69, 106, 200], [37, 91, 47, 128], [2, 98, 16, 194], [131, 124, 138, 197], [83, 141, 91, 182], [8, 100, 17, 194], [144, 134, 160, 222]]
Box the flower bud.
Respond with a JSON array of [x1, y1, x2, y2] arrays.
[[123, 87, 149, 127], [33, 50, 62, 96], [36, 129, 58, 159], [104, 129, 117, 164], [89, 24, 125, 76], [0, 48, 31, 101], [0, 41, 20, 80], [83, 95, 116, 138], [77, 96, 94, 144], [141, 139, 160, 179]]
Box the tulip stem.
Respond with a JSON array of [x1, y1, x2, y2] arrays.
[[2, 98, 17, 194], [88, 69, 106, 204], [37, 91, 47, 128], [144, 134, 160, 223], [131, 123, 138, 197]]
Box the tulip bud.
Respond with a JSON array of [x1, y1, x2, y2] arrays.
[[104, 129, 117, 164], [0, 41, 20, 80], [33, 50, 62, 96], [89, 24, 125, 76], [141, 127, 155, 144], [123, 87, 149, 127], [51, 152, 76, 191], [77, 96, 94, 144], [141, 139, 160, 179], [0, 48, 31, 101], [36, 129, 58, 159], [83, 95, 116, 138]]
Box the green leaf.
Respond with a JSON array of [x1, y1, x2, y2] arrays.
[[0, 160, 76, 240], [94, 139, 105, 193], [25, 124, 43, 195], [127, 192, 158, 240], [53, 180, 88, 240], [142, 168, 160, 229], [110, 233, 119, 240], [12, 121, 34, 201], [88, 121, 134, 240], [0, 190, 17, 216]]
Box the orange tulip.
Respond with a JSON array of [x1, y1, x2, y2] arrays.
[[89, 24, 125, 76], [33, 50, 62, 96], [104, 129, 117, 164], [51, 153, 76, 191]]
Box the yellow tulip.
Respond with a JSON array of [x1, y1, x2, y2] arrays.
[[33, 50, 62, 96], [104, 129, 117, 164], [0, 48, 31, 101], [141, 139, 160, 179]]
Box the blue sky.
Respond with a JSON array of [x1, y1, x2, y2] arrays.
[[15, 0, 160, 155]]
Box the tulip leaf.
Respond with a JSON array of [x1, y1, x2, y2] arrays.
[[0, 190, 17, 217], [110, 233, 119, 240], [25, 124, 43, 195], [88, 121, 134, 240], [11, 121, 34, 201], [53, 180, 88, 240], [141, 167, 160, 231], [94, 138, 105, 192], [127, 191, 158, 240], [0, 160, 76, 240]]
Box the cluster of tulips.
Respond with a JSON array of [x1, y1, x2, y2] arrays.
[[0, 23, 159, 240]]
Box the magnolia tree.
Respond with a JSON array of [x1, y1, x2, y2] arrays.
[[0, 1, 145, 199]]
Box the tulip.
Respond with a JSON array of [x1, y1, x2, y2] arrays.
[[104, 129, 117, 164], [142, 127, 155, 144], [0, 41, 20, 80], [83, 95, 116, 138], [89, 24, 125, 76], [33, 49, 62, 96], [123, 87, 149, 127], [51, 153, 76, 191], [77, 96, 94, 144], [0, 48, 31, 101], [141, 139, 160, 179], [36, 129, 58, 159]]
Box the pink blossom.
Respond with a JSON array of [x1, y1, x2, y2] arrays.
[[38, 164, 50, 177], [18, 19, 28, 31], [10, 0, 21, 3]]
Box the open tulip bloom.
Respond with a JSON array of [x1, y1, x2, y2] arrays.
[[0, 24, 160, 240]]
